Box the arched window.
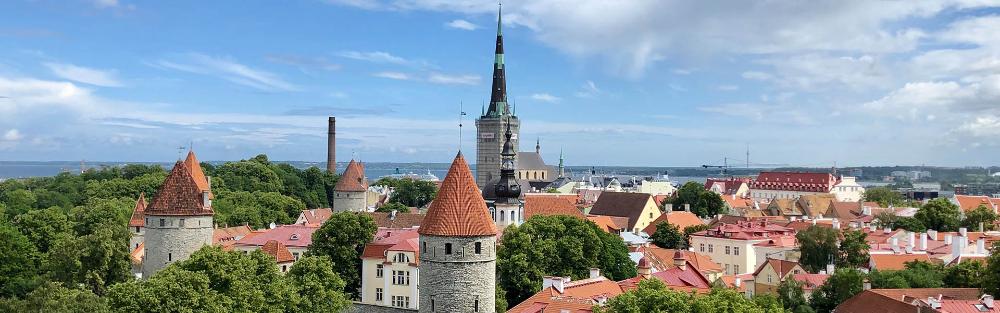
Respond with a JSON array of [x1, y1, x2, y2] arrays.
[[499, 211, 505, 222], [510, 211, 515, 222], [393, 253, 409, 263]]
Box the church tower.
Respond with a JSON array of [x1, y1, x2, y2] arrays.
[[419, 152, 498, 313], [484, 120, 525, 230], [476, 5, 519, 188], [142, 150, 214, 278]]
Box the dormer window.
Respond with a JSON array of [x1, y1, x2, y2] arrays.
[[393, 253, 410, 263], [290, 234, 300, 241]]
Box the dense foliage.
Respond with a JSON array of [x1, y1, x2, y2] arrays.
[[306, 212, 377, 299], [914, 198, 962, 231], [650, 221, 686, 249], [498, 215, 637, 308], [795, 226, 839, 273], [667, 182, 727, 218], [372, 177, 437, 208], [808, 268, 865, 313]]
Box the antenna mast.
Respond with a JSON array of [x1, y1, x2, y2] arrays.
[[459, 101, 467, 151]]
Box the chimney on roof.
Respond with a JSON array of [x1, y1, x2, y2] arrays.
[[952, 239, 963, 262], [589, 268, 601, 279], [327, 117, 336, 173], [907, 232, 915, 253], [735, 277, 742, 287], [891, 237, 900, 253], [863, 278, 871, 290], [542, 276, 568, 293], [945, 234, 953, 245], [919, 232, 928, 251], [684, 204, 691, 212], [983, 295, 995, 309], [862, 205, 871, 216], [833, 218, 840, 230], [791, 216, 797, 222], [390, 210, 397, 220], [826, 263, 835, 274], [927, 229, 938, 241], [959, 227, 968, 237], [666, 203, 673, 212], [812, 219, 817, 226], [202, 191, 211, 208], [927, 296, 942, 309], [977, 238, 986, 255], [673, 250, 687, 271]]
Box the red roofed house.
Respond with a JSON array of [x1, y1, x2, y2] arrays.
[[869, 253, 932, 271], [261, 240, 296, 273], [129, 192, 147, 253], [705, 177, 751, 198], [637, 246, 724, 281], [588, 192, 662, 234], [618, 251, 714, 294], [751, 258, 805, 296], [749, 171, 838, 202], [360, 227, 420, 309], [836, 288, 992, 313], [233, 224, 318, 264], [689, 219, 796, 276], [333, 159, 369, 212], [641, 210, 705, 237], [791, 273, 829, 301], [524, 194, 584, 220], [142, 150, 215, 278], [586, 214, 629, 234], [953, 195, 999, 214], [296, 208, 333, 226]]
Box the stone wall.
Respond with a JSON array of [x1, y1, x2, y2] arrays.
[[142, 215, 213, 278], [347, 303, 415, 313], [333, 191, 367, 212], [419, 234, 497, 313]]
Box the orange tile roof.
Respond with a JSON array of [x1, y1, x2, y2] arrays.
[[869, 254, 931, 271], [334, 159, 368, 192], [525, 195, 584, 219], [752, 258, 802, 278], [128, 193, 147, 227], [299, 208, 333, 225], [585, 214, 629, 233], [641, 246, 722, 275], [836, 288, 984, 313], [146, 160, 214, 216], [418, 153, 497, 237], [508, 277, 624, 313], [130, 242, 144, 265], [213, 225, 254, 244], [261, 240, 295, 263], [955, 195, 997, 213], [642, 211, 704, 235], [184, 150, 213, 199]]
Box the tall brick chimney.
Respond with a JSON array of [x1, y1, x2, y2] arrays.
[[327, 116, 336, 173]]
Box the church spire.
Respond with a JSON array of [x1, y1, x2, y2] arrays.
[[485, 3, 508, 117], [558, 148, 565, 178]]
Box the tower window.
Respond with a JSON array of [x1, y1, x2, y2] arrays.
[[168, 253, 172, 261], [179, 219, 185, 227], [422, 242, 427, 253], [159, 219, 165, 227], [445, 243, 452, 255], [475, 297, 480, 312], [475, 242, 482, 254], [511, 211, 515, 222]]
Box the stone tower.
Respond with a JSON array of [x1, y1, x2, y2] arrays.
[[484, 121, 525, 230], [333, 159, 368, 212], [476, 5, 519, 188], [142, 150, 214, 278], [419, 152, 498, 313], [128, 192, 147, 253]]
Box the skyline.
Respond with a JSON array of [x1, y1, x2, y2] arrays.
[[1, 1, 1000, 167]]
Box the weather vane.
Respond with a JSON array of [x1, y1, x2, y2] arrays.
[[459, 101, 467, 151]]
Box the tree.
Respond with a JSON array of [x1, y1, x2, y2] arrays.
[[594, 279, 784, 313], [982, 242, 1000, 297], [0, 282, 108, 313], [212, 190, 304, 228], [836, 230, 870, 269], [650, 221, 685, 249], [864, 187, 904, 207], [668, 182, 726, 218], [496, 284, 508, 313], [3, 189, 37, 216], [45, 222, 132, 295], [285, 256, 351, 312], [682, 224, 710, 248], [893, 217, 926, 232], [962, 205, 998, 231], [375, 201, 410, 213], [306, 212, 377, 299], [106, 266, 224, 313], [914, 198, 961, 231], [498, 215, 636, 307], [809, 268, 865, 313], [778, 279, 814, 313], [378, 178, 438, 208], [869, 261, 944, 289], [0, 221, 40, 297], [213, 160, 284, 193], [13, 206, 73, 253], [796, 226, 839, 273], [943, 259, 984, 288]]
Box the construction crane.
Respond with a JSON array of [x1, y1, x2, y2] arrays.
[[702, 157, 731, 176]]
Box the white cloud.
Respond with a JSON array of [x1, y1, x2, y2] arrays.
[[151, 53, 298, 91], [372, 71, 411, 80], [717, 84, 739, 91], [530, 93, 561, 103], [44, 62, 123, 87], [3, 129, 22, 141], [742, 71, 772, 81], [446, 19, 478, 30], [574, 80, 600, 98], [335, 50, 433, 68], [427, 73, 480, 85]]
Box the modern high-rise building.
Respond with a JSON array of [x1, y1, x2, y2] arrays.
[[476, 6, 519, 188]]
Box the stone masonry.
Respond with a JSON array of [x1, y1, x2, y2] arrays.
[[419, 234, 496, 313]]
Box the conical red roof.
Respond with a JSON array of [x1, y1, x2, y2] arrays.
[[128, 192, 147, 227], [146, 160, 214, 216], [419, 153, 497, 237], [184, 150, 213, 199], [334, 159, 368, 192], [261, 240, 295, 263]]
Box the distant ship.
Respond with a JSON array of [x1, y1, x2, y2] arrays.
[[380, 169, 440, 182]]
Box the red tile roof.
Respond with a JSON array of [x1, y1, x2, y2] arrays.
[[235, 224, 318, 248], [366, 211, 425, 229], [955, 195, 998, 213], [525, 195, 584, 219], [618, 260, 713, 293], [261, 240, 295, 263], [939, 298, 1000, 313], [334, 159, 368, 192], [508, 277, 624, 313], [750, 171, 838, 193], [836, 288, 984, 313], [869, 253, 931, 271], [128, 192, 147, 227], [298, 208, 333, 225], [639, 246, 722, 275], [585, 215, 629, 233], [642, 211, 704, 235], [791, 273, 829, 292], [705, 177, 751, 195], [146, 160, 214, 216], [130, 242, 143, 265], [362, 228, 421, 263], [184, 150, 213, 199], [418, 153, 497, 237], [753, 258, 803, 278], [693, 219, 795, 240]]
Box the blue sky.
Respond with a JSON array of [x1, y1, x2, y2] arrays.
[[1, 0, 999, 167]]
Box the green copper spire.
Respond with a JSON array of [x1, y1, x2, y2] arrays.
[[497, 3, 503, 37], [485, 3, 509, 117]]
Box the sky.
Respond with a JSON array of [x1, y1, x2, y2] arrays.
[[1, 0, 999, 167]]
